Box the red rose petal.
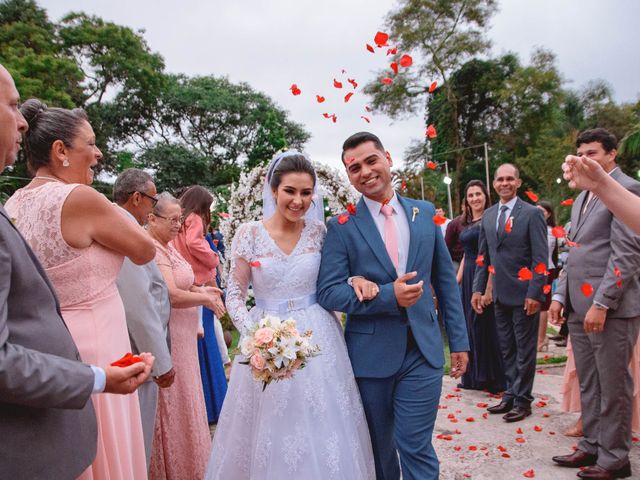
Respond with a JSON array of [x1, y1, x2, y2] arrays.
[[523, 469, 535, 478], [468, 445, 477, 451], [110, 352, 143, 368], [346, 203, 357, 215], [505, 217, 513, 233], [428, 81, 438, 93], [365, 105, 373, 112], [534, 425, 542, 432], [488, 265, 496, 274], [476, 402, 488, 408], [614, 266, 621, 277], [561, 198, 574, 206], [580, 283, 594, 297], [525, 191, 539, 202], [475, 255, 485, 267], [374, 31, 389, 48], [390, 62, 399, 74], [333, 79, 343, 89], [361, 116, 371, 123], [386, 46, 397, 56], [466, 417, 475, 422], [516, 437, 526, 443], [433, 214, 447, 226], [382, 77, 393, 85], [316, 95, 325, 103], [534, 262, 548, 275], [337, 214, 349, 224], [551, 226, 566, 238], [399, 54, 413, 67], [516, 427, 523, 434], [249, 261, 261, 268], [344, 92, 354, 103], [543, 284, 552, 294], [290, 84, 301, 96], [518, 267, 533, 281], [426, 160, 438, 170], [348, 78, 358, 89], [366, 43, 375, 53], [426, 124, 437, 139]]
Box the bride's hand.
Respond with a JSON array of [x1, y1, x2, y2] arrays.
[[351, 277, 379, 302]]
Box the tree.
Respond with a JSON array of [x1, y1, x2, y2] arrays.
[[364, 0, 498, 204], [131, 75, 309, 189]]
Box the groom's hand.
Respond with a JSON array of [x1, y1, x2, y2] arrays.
[[449, 351, 468, 379], [394, 271, 424, 307]]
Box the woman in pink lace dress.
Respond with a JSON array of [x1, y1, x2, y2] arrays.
[[147, 193, 225, 480], [5, 99, 155, 478]]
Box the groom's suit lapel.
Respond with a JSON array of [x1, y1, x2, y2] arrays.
[[352, 197, 397, 279], [398, 195, 419, 273]]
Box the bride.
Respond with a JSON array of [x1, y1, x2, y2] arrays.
[[205, 151, 375, 479]]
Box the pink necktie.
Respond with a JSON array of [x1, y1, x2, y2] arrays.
[[380, 204, 399, 271]]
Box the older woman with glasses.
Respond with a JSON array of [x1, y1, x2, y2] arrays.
[[147, 193, 225, 480]]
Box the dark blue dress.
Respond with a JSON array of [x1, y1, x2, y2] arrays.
[[198, 234, 228, 423], [459, 221, 506, 392]]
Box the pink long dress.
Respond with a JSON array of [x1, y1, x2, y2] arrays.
[[149, 240, 211, 480], [5, 182, 147, 479], [561, 334, 640, 431]]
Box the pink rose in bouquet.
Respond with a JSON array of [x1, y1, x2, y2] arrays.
[[254, 327, 275, 346]]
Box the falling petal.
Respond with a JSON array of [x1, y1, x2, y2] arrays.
[[290, 84, 301, 96], [525, 191, 539, 202], [617, 279, 623, 289], [429, 81, 438, 93], [580, 283, 593, 297], [543, 284, 552, 295], [561, 198, 574, 206], [475, 255, 485, 267], [401, 179, 407, 191], [344, 92, 354, 103], [516, 437, 526, 443], [518, 267, 533, 281], [365, 105, 373, 112], [366, 43, 375, 53], [316, 95, 325, 103], [614, 266, 621, 277], [249, 261, 261, 268], [488, 265, 496, 274], [426, 161, 438, 170], [348, 78, 358, 89], [551, 226, 566, 238], [426, 124, 437, 139], [374, 31, 389, 47], [386, 46, 397, 56], [433, 214, 447, 226], [390, 62, 399, 74], [534, 263, 549, 275], [361, 116, 371, 123], [346, 203, 357, 215], [337, 214, 349, 224], [399, 54, 413, 67], [333, 79, 343, 88], [382, 77, 393, 85]]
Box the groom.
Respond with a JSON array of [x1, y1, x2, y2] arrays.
[[317, 132, 469, 480]]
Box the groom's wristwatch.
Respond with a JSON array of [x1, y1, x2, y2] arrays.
[[347, 276, 364, 287]]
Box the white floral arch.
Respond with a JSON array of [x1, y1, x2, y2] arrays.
[[218, 162, 358, 278]]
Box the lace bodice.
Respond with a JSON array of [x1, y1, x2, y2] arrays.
[[5, 182, 123, 308], [226, 219, 326, 335]]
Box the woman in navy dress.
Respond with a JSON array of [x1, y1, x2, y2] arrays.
[[457, 180, 506, 393]]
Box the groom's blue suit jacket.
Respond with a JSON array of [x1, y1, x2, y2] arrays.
[[317, 195, 469, 378]]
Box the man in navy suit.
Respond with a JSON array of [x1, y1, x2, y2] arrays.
[[472, 163, 548, 422], [317, 132, 469, 480]]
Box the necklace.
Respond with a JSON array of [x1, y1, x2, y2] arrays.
[[33, 175, 68, 184]]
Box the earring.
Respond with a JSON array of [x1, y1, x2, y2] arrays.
[[62, 159, 70, 167]]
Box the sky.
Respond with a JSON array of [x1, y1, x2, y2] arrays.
[[39, 0, 640, 171]]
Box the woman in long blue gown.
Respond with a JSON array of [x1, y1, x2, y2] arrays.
[[199, 233, 228, 423], [458, 180, 506, 393]]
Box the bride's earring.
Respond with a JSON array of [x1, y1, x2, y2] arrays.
[[62, 158, 70, 167]]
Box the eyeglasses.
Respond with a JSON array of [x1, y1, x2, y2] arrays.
[[153, 213, 185, 225], [129, 191, 158, 207]]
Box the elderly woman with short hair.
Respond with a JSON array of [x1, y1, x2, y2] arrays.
[[147, 193, 224, 480]]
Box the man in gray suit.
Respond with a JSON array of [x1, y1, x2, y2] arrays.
[[0, 64, 153, 480], [550, 128, 640, 480], [472, 163, 548, 422], [114, 168, 173, 467]]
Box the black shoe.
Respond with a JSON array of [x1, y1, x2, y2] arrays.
[[487, 399, 513, 414], [552, 450, 598, 468], [548, 334, 566, 341], [577, 463, 632, 479], [502, 406, 532, 422]]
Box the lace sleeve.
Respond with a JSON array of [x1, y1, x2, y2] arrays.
[[226, 222, 255, 336]]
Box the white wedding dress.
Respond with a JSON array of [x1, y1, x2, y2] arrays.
[[205, 219, 375, 480]]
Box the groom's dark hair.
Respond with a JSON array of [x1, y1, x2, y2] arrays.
[[341, 132, 385, 163]]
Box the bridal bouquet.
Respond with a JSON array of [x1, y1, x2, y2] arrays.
[[240, 315, 320, 390]]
